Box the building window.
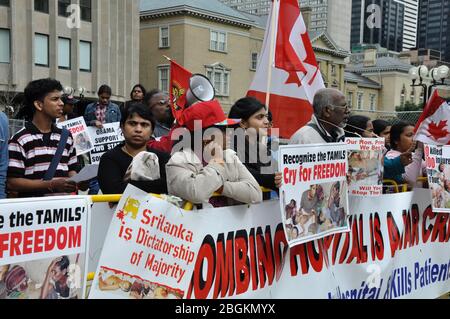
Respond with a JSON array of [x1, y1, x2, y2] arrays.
[[158, 66, 169, 93], [79, 40, 91, 72], [35, 0, 49, 13], [206, 64, 230, 97], [80, 0, 91, 22], [369, 94, 377, 111], [347, 92, 353, 108], [400, 85, 406, 107], [58, 0, 71, 17], [0, 0, 10, 7], [159, 26, 170, 48], [35, 33, 49, 67], [251, 53, 258, 70], [331, 64, 336, 76], [210, 30, 227, 52], [0, 29, 10, 63], [357, 92, 363, 110], [58, 37, 71, 69]]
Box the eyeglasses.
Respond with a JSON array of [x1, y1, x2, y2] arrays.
[[329, 104, 351, 112]]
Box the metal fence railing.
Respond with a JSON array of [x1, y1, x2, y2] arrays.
[[351, 110, 422, 125], [8, 119, 25, 137]]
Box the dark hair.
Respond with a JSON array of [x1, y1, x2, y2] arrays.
[[120, 103, 155, 130], [228, 97, 266, 121], [130, 84, 147, 100], [56, 256, 70, 271], [143, 89, 162, 106], [267, 110, 273, 123], [390, 121, 413, 150], [97, 84, 112, 96], [22, 78, 63, 120], [345, 115, 371, 138], [373, 119, 390, 136]]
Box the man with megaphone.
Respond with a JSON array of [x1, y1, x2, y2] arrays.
[[146, 74, 216, 154]]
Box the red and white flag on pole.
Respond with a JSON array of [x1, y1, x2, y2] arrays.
[[247, 0, 325, 138], [415, 89, 450, 145]]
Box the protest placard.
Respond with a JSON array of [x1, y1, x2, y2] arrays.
[[87, 123, 124, 164], [346, 138, 384, 197], [0, 196, 91, 299], [425, 144, 450, 213], [57, 117, 94, 156], [89, 185, 202, 299], [278, 143, 350, 246]]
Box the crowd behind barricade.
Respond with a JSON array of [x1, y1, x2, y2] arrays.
[[0, 79, 435, 206]]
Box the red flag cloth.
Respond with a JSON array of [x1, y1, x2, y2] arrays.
[[170, 60, 192, 125], [247, 0, 325, 138], [415, 90, 450, 145]]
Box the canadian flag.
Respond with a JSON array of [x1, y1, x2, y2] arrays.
[[415, 90, 450, 145], [247, 0, 325, 138]]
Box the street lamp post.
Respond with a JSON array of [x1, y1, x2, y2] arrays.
[[409, 65, 450, 107]]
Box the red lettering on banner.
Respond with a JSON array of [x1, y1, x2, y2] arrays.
[[331, 233, 342, 265], [0, 226, 83, 259], [411, 205, 420, 246], [213, 233, 235, 299], [188, 235, 215, 299], [306, 240, 324, 272], [339, 229, 350, 264], [256, 227, 275, 288], [373, 213, 384, 260], [289, 243, 309, 276], [387, 212, 401, 257], [235, 231, 250, 295], [431, 213, 449, 243], [422, 206, 435, 243], [369, 214, 376, 261], [346, 215, 368, 264], [273, 224, 288, 281], [248, 229, 258, 292]]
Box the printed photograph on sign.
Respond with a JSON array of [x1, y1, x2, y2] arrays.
[[346, 138, 384, 197], [425, 144, 450, 212], [95, 266, 182, 299], [279, 143, 350, 246], [0, 254, 85, 299], [57, 117, 94, 156], [283, 181, 347, 241]]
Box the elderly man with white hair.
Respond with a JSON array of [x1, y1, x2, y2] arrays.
[[289, 88, 351, 145]]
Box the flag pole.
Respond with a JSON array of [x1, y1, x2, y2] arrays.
[[265, 0, 279, 111], [163, 55, 172, 61]]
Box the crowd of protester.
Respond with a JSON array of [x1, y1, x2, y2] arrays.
[[0, 81, 428, 207]]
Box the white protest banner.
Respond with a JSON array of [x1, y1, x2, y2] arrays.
[[346, 138, 384, 197], [425, 144, 450, 213], [57, 117, 94, 156], [88, 123, 124, 164], [278, 143, 350, 246], [89, 185, 202, 299], [185, 190, 450, 299], [0, 196, 91, 299], [87, 188, 450, 299]]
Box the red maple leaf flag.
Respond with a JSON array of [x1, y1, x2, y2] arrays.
[[247, 0, 325, 138], [415, 90, 450, 145], [170, 59, 192, 125]]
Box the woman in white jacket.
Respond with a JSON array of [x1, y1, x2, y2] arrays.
[[166, 100, 263, 207]]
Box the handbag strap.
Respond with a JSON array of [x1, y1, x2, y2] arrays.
[[43, 128, 70, 181]]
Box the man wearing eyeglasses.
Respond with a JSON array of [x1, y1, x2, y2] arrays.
[[290, 88, 351, 145], [144, 89, 175, 138]]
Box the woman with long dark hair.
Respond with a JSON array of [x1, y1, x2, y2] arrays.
[[228, 97, 282, 193]]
